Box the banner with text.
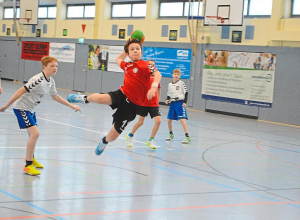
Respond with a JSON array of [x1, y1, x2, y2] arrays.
[[142, 47, 192, 79], [202, 51, 276, 108], [21, 41, 49, 61], [49, 43, 76, 63]]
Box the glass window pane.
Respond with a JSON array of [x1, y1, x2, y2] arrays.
[[84, 5, 95, 18], [112, 4, 131, 17], [4, 8, 14, 19], [132, 4, 146, 17], [48, 7, 57, 18], [184, 2, 203, 16], [17, 8, 20, 18], [293, 0, 300, 15], [249, 0, 272, 16], [67, 6, 84, 18], [244, 0, 248, 15], [160, 2, 183, 16], [38, 7, 47, 18]]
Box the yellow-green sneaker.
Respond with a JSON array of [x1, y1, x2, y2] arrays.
[[146, 140, 156, 149], [166, 133, 174, 141], [126, 133, 133, 147], [32, 157, 44, 168], [23, 165, 41, 176], [182, 136, 191, 144]]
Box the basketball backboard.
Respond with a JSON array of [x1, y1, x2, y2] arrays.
[[19, 0, 39, 25], [204, 0, 244, 26]]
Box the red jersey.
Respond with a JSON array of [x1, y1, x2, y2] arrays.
[[141, 76, 161, 107], [120, 60, 157, 106]]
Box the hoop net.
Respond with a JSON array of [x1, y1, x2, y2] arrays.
[[206, 16, 226, 26]]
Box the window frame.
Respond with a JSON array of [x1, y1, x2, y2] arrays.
[[111, 1, 147, 19], [243, 0, 272, 18], [66, 3, 95, 19], [291, 0, 300, 17], [158, 0, 203, 19], [38, 5, 57, 19], [3, 7, 20, 19]]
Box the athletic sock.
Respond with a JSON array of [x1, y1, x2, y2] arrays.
[[170, 131, 173, 134], [185, 133, 189, 137], [102, 137, 108, 144], [149, 137, 154, 141], [129, 133, 134, 137], [25, 160, 33, 167]]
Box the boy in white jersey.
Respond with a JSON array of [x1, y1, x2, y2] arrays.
[[165, 69, 191, 144], [0, 56, 81, 176]]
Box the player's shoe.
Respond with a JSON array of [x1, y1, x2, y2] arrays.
[[146, 140, 157, 149], [126, 133, 133, 147], [23, 165, 41, 176], [95, 133, 108, 156], [32, 158, 43, 168], [67, 93, 86, 104], [165, 134, 174, 141], [182, 136, 192, 144]]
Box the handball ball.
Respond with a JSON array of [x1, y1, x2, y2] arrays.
[[131, 30, 145, 43]]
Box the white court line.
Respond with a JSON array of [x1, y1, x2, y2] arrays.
[[5, 110, 164, 149]]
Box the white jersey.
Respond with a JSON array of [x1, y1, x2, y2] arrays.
[[13, 72, 57, 112], [167, 80, 188, 102]]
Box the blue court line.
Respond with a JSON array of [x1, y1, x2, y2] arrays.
[[0, 189, 65, 220], [106, 152, 300, 208]]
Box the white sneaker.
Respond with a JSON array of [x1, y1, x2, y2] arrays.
[[146, 140, 156, 149], [126, 133, 133, 147]]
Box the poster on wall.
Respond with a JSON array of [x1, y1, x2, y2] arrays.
[[88, 45, 130, 72], [202, 51, 276, 108], [49, 43, 76, 63], [142, 47, 192, 79], [21, 41, 49, 61]]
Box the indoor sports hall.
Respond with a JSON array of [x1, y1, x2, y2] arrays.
[[0, 0, 300, 219]]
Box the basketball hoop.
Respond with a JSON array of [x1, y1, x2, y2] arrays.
[[206, 16, 226, 26], [18, 18, 30, 23]]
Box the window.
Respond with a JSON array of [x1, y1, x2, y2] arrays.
[[159, 1, 203, 17], [67, 4, 95, 18], [3, 7, 20, 19], [244, 0, 273, 17], [38, 6, 57, 19], [112, 3, 146, 18], [292, 0, 300, 16]]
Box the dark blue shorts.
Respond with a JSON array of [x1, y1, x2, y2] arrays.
[[13, 109, 37, 129], [167, 100, 188, 121]]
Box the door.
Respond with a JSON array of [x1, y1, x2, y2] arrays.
[[73, 44, 88, 92]]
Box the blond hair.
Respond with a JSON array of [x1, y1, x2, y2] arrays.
[[41, 56, 58, 67], [173, 69, 181, 74]]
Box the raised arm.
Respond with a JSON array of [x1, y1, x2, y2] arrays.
[[116, 51, 127, 67], [0, 87, 27, 112]]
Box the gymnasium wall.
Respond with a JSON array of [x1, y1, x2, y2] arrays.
[[0, 36, 300, 126]]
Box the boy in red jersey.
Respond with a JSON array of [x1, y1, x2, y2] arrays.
[[126, 60, 161, 149], [68, 38, 161, 156]]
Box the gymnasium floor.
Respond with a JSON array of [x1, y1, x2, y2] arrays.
[[0, 79, 300, 220]]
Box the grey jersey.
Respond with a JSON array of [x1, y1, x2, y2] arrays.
[[13, 72, 57, 112], [167, 80, 187, 102]]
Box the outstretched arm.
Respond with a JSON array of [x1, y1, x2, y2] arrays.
[[0, 87, 27, 112], [116, 51, 127, 67], [51, 94, 81, 112]]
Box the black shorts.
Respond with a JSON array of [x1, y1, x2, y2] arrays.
[[108, 90, 138, 134], [137, 106, 161, 118]]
